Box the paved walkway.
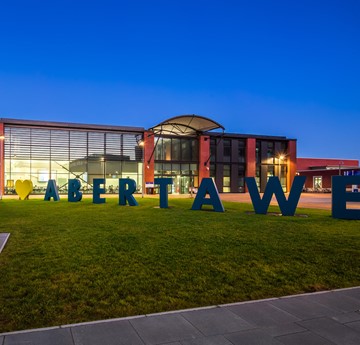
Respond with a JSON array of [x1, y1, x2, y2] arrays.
[[1, 287, 360, 345]]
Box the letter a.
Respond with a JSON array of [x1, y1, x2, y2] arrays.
[[191, 178, 224, 212], [44, 179, 60, 201]]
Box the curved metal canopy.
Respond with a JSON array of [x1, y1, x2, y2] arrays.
[[149, 114, 224, 136]]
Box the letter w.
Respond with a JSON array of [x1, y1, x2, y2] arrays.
[[245, 176, 306, 216]]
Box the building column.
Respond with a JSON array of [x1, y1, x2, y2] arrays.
[[143, 131, 155, 194], [287, 140, 297, 191], [199, 135, 210, 183], [245, 138, 256, 192]]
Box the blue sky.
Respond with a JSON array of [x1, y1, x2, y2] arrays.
[[1, 0, 359, 161]]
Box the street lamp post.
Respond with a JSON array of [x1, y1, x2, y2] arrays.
[[339, 161, 344, 175]]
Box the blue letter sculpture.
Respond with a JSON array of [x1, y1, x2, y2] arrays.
[[332, 176, 360, 220], [93, 178, 106, 204], [245, 176, 306, 216], [68, 179, 83, 202], [119, 178, 138, 206], [191, 178, 224, 212], [154, 178, 173, 208], [44, 179, 60, 201]]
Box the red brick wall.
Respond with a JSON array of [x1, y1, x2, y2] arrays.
[[143, 131, 154, 190], [245, 138, 256, 192], [300, 170, 341, 189], [287, 140, 297, 190], [297, 158, 359, 170]]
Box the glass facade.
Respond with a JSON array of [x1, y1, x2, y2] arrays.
[[154, 136, 198, 194], [256, 139, 288, 192], [0, 118, 295, 196], [210, 137, 246, 193], [4, 126, 143, 194]]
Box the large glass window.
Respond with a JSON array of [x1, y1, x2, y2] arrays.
[[256, 139, 288, 193], [4, 126, 143, 194], [154, 136, 199, 194], [154, 137, 198, 162], [171, 138, 180, 161]]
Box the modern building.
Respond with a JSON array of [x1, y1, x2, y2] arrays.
[[297, 157, 360, 191], [0, 115, 297, 196]]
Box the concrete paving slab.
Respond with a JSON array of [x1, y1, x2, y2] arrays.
[[276, 331, 336, 345], [225, 329, 283, 345], [225, 301, 300, 327], [269, 296, 337, 320], [263, 323, 307, 337], [331, 311, 360, 324], [337, 287, 360, 302], [3, 328, 74, 345], [179, 335, 234, 344], [181, 307, 254, 336], [299, 317, 360, 345], [71, 319, 144, 345], [0, 336, 3, 345], [303, 291, 360, 313], [130, 314, 202, 345], [346, 321, 360, 333]]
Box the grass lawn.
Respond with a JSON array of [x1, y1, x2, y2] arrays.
[[0, 197, 359, 332]]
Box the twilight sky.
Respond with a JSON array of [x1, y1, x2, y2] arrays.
[[0, 0, 359, 161]]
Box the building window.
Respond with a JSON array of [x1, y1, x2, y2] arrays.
[[314, 176, 322, 189], [256, 141, 260, 164], [238, 165, 245, 192], [181, 139, 190, 161], [238, 140, 245, 163], [267, 142, 274, 164], [223, 139, 231, 163], [267, 165, 274, 180], [223, 164, 231, 192], [171, 138, 180, 161], [210, 163, 215, 178], [255, 166, 260, 190]]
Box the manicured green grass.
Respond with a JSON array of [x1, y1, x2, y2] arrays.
[[0, 197, 359, 332]]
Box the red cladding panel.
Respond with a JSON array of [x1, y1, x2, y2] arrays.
[[199, 135, 210, 182]]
